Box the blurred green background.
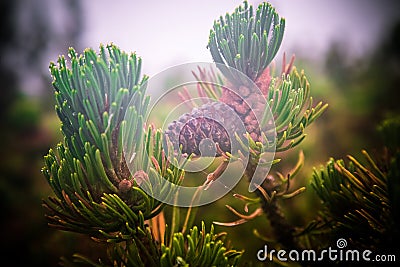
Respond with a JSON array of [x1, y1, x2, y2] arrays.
[[1, 0, 399, 265]]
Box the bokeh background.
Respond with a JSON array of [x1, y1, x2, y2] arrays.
[[1, 0, 399, 265]]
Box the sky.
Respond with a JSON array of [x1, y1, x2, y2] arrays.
[[13, 0, 400, 96], [80, 0, 400, 76]]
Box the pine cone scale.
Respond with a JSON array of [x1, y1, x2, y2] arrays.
[[166, 102, 244, 157]]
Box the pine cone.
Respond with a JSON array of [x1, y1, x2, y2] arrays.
[[219, 82, 268, 142], [165, 102, 245, 157]]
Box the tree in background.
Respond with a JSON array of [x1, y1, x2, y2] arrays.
[[0, 1, 91, 266]]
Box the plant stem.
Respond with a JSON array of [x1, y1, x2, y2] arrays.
[[246, 161, 298, 249]]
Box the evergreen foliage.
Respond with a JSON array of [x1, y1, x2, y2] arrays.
[[40, 1, 399, 266], [312, 117, 400, 251]]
